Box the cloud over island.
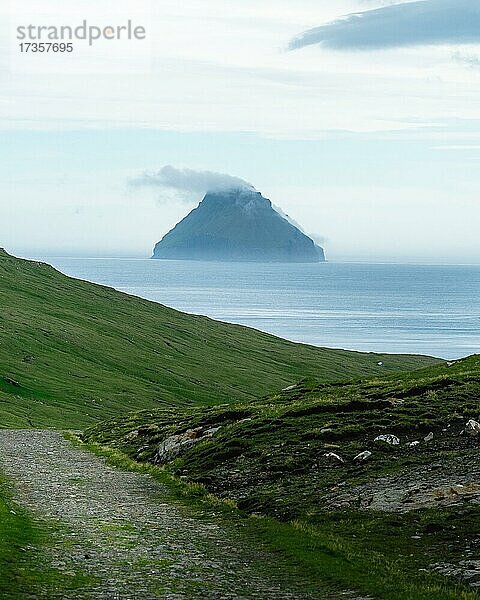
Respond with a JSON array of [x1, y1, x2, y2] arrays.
[[129, 166, 254, 199]]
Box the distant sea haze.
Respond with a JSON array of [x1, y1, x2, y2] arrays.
[[38, 258, 480, 360]]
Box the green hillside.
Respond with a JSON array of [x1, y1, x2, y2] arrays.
[[0, 249, 437, 428]]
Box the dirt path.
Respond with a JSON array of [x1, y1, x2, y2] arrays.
[[0, 430, 335, 600]]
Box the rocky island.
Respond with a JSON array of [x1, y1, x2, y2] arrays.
[[152, 188, 325, 262]]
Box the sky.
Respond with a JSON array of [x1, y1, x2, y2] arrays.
[[1, 0, 480, 262]]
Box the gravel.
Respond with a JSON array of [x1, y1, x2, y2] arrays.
[[0, 430, 329, 600]]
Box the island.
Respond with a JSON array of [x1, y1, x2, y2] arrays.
[[152, 188, 325, 262]]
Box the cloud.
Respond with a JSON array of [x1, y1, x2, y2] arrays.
[[453, 51, 480, 68], [289, 0, 480, 51], [129, 165, 254, 202]]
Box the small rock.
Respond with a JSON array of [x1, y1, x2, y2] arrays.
[[408, 440, 420, 447], [374, 434, 400, 445], [465, 419, 480, 436], [424, 432, 434, 442], [324, 452, 344, 463], [353, 450, 372, 462]]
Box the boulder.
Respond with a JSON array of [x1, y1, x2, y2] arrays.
[[155, 426, 221, 465]]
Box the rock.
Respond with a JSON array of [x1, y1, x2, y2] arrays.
[[424, 432, 434, 442], [465, 419, 480, 436], [155, 426, 221, 465], [407, 441, 420, 447], [374, 434, 400, 445], [4, 377, 20, 387], [353, 450, 372, 462], [324, 452, 344, 463]]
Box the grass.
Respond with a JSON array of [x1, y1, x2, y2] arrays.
[[0, 249, 437, 428], [0, 474, 91, 598], [84, 355, 480, 598], [252, 516, 479, 600], [0, 475, 37, 597]]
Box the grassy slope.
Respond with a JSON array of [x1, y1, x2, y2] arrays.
[[0, 249, 437, 428], [85, 356, 480, 599]]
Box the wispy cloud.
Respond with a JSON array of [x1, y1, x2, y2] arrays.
[[453, 51, 480, 68], [129, 165, 254, 203], [289, 0, 480, 51]]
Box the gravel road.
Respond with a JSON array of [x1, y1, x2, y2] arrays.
[[0, 430, 332, 600]]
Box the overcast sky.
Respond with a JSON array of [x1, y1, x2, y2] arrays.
[[1, 0, 480, 262]]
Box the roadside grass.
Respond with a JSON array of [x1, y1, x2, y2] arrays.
[[67, 433, 479, 600], [252, 515, 479, 600], [0, 475, 38, 597], [0, 473, 92, 598]]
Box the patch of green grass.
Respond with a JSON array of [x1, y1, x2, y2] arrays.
[[0, 249, 437, 428], [0, 474, 92, 598], [252, 515, 478, 600], [0, 475, 37, 597]]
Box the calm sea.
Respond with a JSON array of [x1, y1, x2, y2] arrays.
[[38, 258, 480, 360]]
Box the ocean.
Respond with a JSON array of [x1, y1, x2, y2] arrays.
[[38, 258, 480, 360]]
